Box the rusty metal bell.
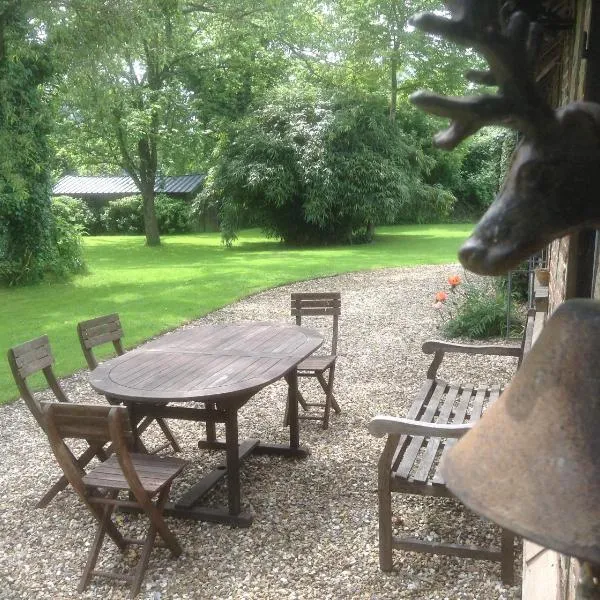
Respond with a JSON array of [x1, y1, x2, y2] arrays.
[[442, 298, 600, 563]]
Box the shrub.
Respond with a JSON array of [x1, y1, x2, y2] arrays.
[[51, 196, 97, 234], [434, 274, 524, 339], [154, 194, 193, 234], [48, 206, 86, 277], [102, 196, 144, 234], [198, 88, 456, 246], [0, 10, 55, 286]]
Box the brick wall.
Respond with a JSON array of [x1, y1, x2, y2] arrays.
[[526, 1, 592, 597]]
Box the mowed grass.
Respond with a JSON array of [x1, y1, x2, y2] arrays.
[[0, 224, 473, 403]]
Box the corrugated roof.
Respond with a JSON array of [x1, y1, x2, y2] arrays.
[[52, 174, 205, 196]]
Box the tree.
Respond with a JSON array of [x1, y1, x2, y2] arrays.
[[0, 1, 55, 284], [54, 0, 205, 246], [199, 88, 455, 245], [325, 0, 484, 116]]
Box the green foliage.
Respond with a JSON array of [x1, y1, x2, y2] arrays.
[[102, 197, 144, 234], [199, 89, 455, 245], [51, 196, 97, 234], [100, 195, 193, 235], [0, 4, 55, 286], [438, 278, 524, 339], [450, 130, 506, 220], [154, 195, 194, 234], [48, 202, 87, 277]]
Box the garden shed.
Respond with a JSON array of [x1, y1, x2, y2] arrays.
[[52, 174, 205, 203]]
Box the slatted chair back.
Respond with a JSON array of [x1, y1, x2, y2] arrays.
[[7, 335, 69, 430], [291, 292, 341, 354], [77, 313, 124, 370], [41, 403, 133, 497], [76, 313, 182, 454], [40, 401, 185, 597]]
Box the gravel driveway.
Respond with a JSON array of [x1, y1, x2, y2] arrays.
[[0, 265, 522, 600]]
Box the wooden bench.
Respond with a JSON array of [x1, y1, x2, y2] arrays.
[[369, 309, 538, 585]]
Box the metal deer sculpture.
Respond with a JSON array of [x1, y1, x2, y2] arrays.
[[410, 0, 600, 276]]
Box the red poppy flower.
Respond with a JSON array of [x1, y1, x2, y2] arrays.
[[448, 274, 461, 287], [435, 291, 448, 302]]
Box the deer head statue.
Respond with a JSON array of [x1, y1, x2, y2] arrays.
[[410, 1, 600, 276]]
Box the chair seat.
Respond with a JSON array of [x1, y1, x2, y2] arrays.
[[83, 453, 186, 494], [390, 379, 505, 493], [297, 354, 337, 372]]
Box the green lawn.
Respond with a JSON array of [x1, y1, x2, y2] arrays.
[[0, 223, 473, 403]]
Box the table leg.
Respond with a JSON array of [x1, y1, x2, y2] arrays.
[[225, 409, 241, 516], [288, 368, 300, 450], [204, 402, 217, 443]]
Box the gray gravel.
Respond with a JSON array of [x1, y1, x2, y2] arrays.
[[0, 264, 522, 600]]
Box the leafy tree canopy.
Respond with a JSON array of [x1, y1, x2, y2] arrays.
[[199, 87, 455, 245]]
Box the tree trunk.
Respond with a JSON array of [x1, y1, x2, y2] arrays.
[[138, 135, 160, 246], [141, 183, 160, 246]]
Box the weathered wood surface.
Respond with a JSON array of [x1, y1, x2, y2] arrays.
[[41, 402, 186, 597], [90, 323, 322, 405], [78, 313, 181, 453], [369, 309, 538, 585], [7, 335, 111, 508], [77, 313, 124, 371], [88, 323, 322, 526], [290, 292, 341, 428]]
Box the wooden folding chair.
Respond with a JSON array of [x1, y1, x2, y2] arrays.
[[287, 292, 341, 429], [41, 401, 186, 597], [7, 335, 110, 508], [77, 313, 181, 453]]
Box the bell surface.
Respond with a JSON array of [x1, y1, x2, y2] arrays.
[[442, 298, 600, 563]]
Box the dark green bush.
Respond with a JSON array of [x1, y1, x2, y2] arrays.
[[102, 196, 144, 234], [154, 194, 193, 234], [449, 130, 506, 220], [0, 7, 55, 286], [198, 88, 455, 246]]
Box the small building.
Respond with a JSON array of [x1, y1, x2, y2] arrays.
[[52, 174, 205, 203]]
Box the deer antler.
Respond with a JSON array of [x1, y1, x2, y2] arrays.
[[410, 0, 556, 149]]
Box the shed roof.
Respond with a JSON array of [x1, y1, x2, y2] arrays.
[[52, 174, 204, 196]]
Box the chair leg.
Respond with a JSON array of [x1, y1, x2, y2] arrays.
[[155, 418, 181, 453], [500, 528, 515, 585], [79, 494, 118, 592], [131, 485, 179, 597], [317, 365, 336, 429], [137, 485, 182, 557], [378, 479, 394, 571], [131, 522, 158, 598], [316, 370, 340, 415]]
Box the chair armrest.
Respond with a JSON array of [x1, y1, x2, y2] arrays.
[[368, 415, 472, 439], [422, 340, 522, 357]]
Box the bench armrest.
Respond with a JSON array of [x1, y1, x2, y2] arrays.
[[422, 340, 522, 357], [368, 415, 472, 439], [422, 340, 522, 379]]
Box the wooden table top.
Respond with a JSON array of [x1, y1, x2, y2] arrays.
[[89, 322, 323, 404]]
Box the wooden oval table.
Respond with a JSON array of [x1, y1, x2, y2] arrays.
[[89, 322, 323, 526]]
